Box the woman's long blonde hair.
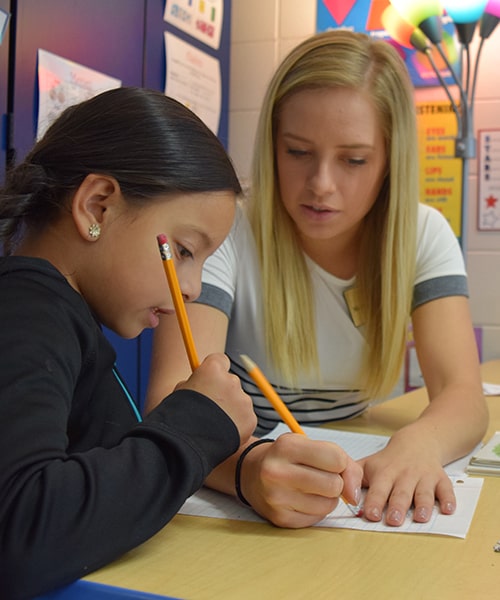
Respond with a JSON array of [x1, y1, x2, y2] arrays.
[[248, 30, 418, 400]]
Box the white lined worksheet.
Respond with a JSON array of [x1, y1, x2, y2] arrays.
[[179, 425, 483, 539]]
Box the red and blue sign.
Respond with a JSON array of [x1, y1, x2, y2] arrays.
[[316, 0, 459, 88]]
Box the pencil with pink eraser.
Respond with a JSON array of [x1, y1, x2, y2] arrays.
[[157, 233, 200, 371]]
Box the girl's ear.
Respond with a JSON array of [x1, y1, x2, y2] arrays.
[[71, 174, 121, 241]]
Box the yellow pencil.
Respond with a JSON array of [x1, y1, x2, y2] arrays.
[[157, 234, 200, 371], [240, 354, 305, 435], [240, 353, 363, 517]]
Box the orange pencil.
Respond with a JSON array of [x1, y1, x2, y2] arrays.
[[240, 353, 363, 518], [240, 354, 305, 435], [157, 234, 200, 371]]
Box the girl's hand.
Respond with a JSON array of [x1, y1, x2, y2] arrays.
[[176, 353, 257, 444], [359, 430, 456, 526], [238, 433, 363, 528]]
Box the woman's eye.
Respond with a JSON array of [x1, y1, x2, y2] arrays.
[[347, 158, 367, 166], [286, 148, 309, 157]]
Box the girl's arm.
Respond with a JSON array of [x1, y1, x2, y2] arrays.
[[360, 295, 488, 526], [146, 302, 363, 528]]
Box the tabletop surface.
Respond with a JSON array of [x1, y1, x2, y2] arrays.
[[85, 360, 500, 600]]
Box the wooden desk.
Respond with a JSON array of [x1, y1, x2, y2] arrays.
[[86, 361, 500, 600]]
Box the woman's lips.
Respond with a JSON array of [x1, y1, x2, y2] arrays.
[[301, 204, 339, 220]]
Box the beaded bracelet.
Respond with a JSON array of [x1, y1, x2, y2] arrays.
[[234, 438, 274, 506]]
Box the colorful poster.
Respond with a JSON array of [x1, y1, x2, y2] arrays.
[[477, 129, 500, 231], [164, 0, 223, 50], [316, 0, 460, 88], [37, 49, 121, 140], [416, 100, 463, 238]]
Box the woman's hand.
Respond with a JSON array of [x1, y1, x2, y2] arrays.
[[359, 428, 456, 526], [238, 433, 363, 528]]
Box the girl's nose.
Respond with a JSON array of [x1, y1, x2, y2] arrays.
[[180, 277, 202, 304]]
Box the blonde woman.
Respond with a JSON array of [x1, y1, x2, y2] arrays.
[[146, 30, 487, 529]]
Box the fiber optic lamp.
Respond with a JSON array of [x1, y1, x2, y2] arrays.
[[382, 0, 500, 253]]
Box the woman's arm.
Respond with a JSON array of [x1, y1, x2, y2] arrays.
[[360, 295, 488, 526], [145, 302, 230, 413], [412, 295, 487, 459]]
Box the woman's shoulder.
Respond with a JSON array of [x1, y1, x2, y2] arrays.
[[232, 200, 254, 239], [416, 203, 460, 246], [417, 202, 451, 230], [415, 203, 465, 278], [210, 200, 257, 261]]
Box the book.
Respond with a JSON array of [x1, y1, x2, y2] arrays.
[[466, 431, 500, 476]]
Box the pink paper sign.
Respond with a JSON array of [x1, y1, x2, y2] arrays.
[[322, 0, 357, 24]]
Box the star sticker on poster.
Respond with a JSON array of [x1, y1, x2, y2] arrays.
[[485, 195, 498, 208]]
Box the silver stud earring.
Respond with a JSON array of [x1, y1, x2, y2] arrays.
[[88, 223, 101, 239]]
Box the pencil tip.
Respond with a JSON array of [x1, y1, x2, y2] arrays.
[[239, 354, 254, 370], [344, 499, 364, 518]]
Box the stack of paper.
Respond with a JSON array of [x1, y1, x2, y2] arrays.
[[467, 431, 500, 476]]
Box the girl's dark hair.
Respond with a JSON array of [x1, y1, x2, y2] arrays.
[[0, 87, 241, 253]]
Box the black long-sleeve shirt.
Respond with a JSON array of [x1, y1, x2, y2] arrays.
[[0, 257, 240, 599]]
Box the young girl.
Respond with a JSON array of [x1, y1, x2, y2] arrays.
[[0, 87, 262, 599], [146, 31, 488, 530]]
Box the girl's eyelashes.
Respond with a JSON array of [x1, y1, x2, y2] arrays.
[[176, 243, 193, 260]]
